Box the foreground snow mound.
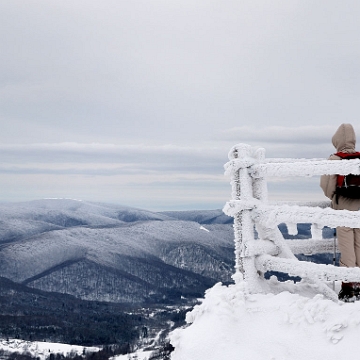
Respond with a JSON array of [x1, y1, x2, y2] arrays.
[[170, 280, 360, 360]]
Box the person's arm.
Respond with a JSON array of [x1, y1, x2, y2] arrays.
[[320, 173, 337, 200], [320, 155, 339, 200]]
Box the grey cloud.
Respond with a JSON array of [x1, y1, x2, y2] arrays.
[[267, 177, 326, 203], [0, 1, 359, 209], [1, 1, 360, 146], [0, 166, 138, 176], [0, 164, 223, 177], [220, 126, 336, 144], [0, 143, 227, 177], [218, 125, 348, 158], [0, 142, 223, 162]]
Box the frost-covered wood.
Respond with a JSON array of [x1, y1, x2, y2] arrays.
[[252, 159, 360, 177], [257, 205, 360, 229], [225, 201, 360, 236], [256, 254, 360, 282], [225, 158, 360, 178], [224, 143, 360, 301], [244, 238, 339, 257], [271, 200, 331, 208], [287, 239, 335, 255]]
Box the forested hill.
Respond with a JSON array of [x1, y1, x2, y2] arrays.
[[0, 276, 137, 346], [0, 199, 234, 304]]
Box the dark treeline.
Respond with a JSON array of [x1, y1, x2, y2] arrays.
[[0, 344, 131, 360], [0, 342, 174, 360], [0, 311, 138, 346], [0, 277, 139, 346]]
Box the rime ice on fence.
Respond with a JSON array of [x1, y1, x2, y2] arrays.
[[223, 143, 360, 301]]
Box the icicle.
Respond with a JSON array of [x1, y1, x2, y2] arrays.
[[311, 224, 323, 239], [286, 223, 298, 236]]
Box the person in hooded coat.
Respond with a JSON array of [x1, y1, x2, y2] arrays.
[[320, 123, 360, 300]]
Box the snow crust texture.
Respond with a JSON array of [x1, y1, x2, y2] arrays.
[[170, 281, 360, 360]]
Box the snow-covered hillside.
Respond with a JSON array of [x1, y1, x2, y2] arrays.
[[0, 199, 234, 303], [170, 278, 360, 360], [159, 209, 233, 224], [0, 199, 171, 244]]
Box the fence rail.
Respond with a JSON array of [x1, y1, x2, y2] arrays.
[[223, 143, 360, 301]]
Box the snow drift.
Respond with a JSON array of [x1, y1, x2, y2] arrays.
[[170, 279, 360, 360]]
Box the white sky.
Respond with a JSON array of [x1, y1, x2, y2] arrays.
[[1, 1, 360, 210]]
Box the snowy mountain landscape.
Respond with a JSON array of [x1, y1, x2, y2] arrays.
[[0, 198, 346, 359], [3, 0, 360, 358], [0, 199, 237, 358], [0, 199, 235, 305]]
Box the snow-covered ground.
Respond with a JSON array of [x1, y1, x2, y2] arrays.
[[112, 349, 153, 360], [170, 278, 360, 360], [0, 339, 100, 359]]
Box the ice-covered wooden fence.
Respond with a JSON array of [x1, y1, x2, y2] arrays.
[[223, 143, 360, 301]]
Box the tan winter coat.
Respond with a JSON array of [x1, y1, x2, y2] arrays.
[[320, 123, 360, 211]]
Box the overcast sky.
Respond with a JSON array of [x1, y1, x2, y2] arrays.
[[1, 1, 360, 210]]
